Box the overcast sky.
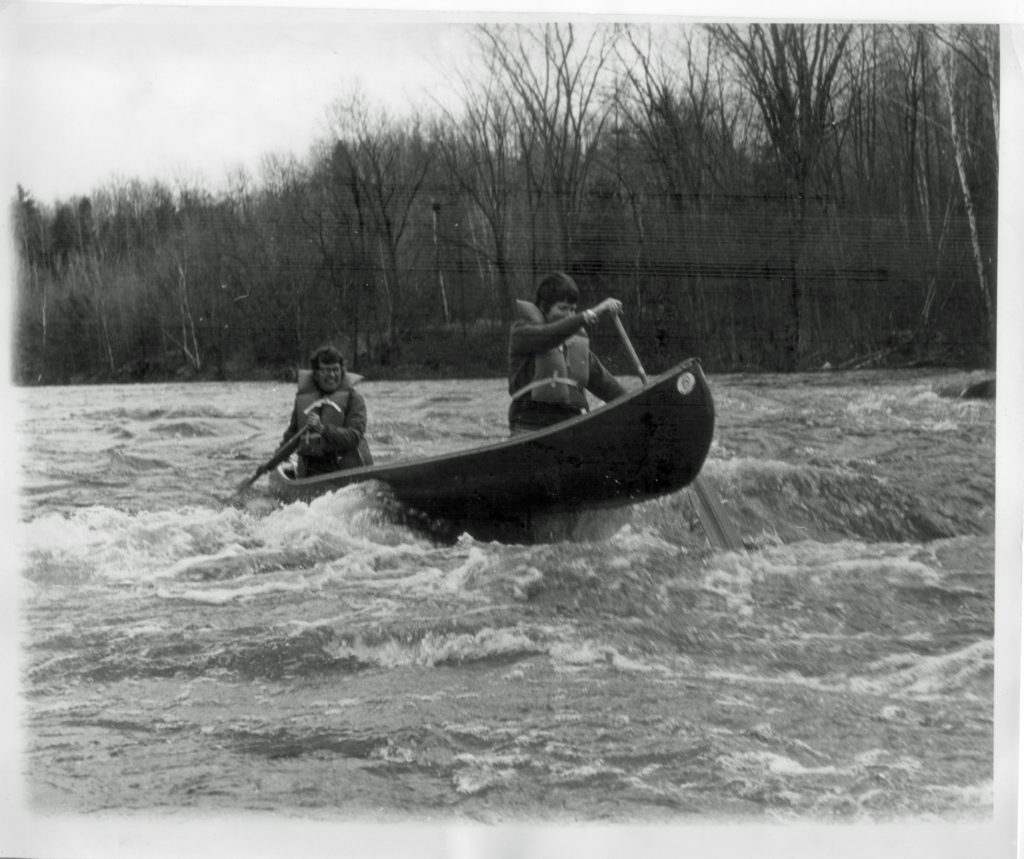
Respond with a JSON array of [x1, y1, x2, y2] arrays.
[[1, 5, 480, 203], [3, 1, 1022, 206]]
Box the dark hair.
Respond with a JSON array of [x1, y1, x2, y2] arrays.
[[534, 271, 580, 313], [309, 345, 345, 371]]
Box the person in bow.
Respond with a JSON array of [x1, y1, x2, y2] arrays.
[[282, 345, 373, 477], [507, 271, 627, 435]]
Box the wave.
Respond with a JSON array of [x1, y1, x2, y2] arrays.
[[20, 441, 992, 594], [20, 485, 439, 586], [148, 421, 223, 438], [106, 449, 175, 472], [85, 405, 239, 421], [698, 458, 991, 544], [850, 640, 994, 696]]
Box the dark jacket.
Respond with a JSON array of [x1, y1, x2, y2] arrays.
[[283, 377, 372, 477]]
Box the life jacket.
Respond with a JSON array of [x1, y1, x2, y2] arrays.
[[511, 300, 590, 408], [293, 370, 372, 469]]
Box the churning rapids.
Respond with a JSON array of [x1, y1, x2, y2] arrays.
[[12, 368, 1001, 833]]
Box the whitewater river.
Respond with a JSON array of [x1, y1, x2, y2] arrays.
[[7, 368, 1012, 856]]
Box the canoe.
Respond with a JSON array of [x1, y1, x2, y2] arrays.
[[268, 358, 715, 541]]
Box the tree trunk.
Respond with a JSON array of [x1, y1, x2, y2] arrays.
[[175, 260, 202, 371], [940, 48, 995, 350]]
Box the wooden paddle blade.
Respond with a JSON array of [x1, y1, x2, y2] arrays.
[[233, 471, 263, 495], [691, 476, 743, 551]]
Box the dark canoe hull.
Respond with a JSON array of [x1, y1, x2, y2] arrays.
[[268, 359, 715, 537]]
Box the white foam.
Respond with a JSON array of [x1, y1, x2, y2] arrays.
[[441, 545, 492, 592], [854, 749, 923, 772], [452, 767, 509, 796], [611, 524, 681, 553], [817, 554, 941, 587], [22, 484, 485, 589], [718, 750, 840, 777], [705, 668, 836, 691], [608, 651, 661, 674], [415, 627, 538, 666], [703, 541, 943, 612], [921, 780, 994, 806], [160, 543, 250, 577], [22, 505, 257, 582], [549, 639, 609, 666], [910, 390, 944, 406], [325, 625, 541, 669], [922, 419, 960, 432], [156, 578, 313, 605], [851, 640, 994, 696]]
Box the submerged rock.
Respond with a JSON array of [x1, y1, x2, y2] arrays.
[[933, 376, 995, 400], [958, 378, 995, 400]]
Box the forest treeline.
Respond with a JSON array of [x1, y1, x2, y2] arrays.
[[11, 22, 998, 384]]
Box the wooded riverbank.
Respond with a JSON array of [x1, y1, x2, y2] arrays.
[[12, 24, 997, 386]]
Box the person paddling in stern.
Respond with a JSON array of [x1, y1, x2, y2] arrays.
[[283, 345, 373, 477], [508, 271, 627, 435]]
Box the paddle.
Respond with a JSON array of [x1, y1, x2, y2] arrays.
[[611, 313, 742, 551], [233, 428, 305, 495]]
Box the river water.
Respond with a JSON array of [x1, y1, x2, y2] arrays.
[[6, 369, 1013, 856]]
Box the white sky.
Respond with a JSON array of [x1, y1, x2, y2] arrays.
[[1, 4, 481, 203]]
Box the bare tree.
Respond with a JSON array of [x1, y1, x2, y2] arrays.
[[253, 154, 319, 363], [12, 187, 50, 373], [325, 93, 432, 349], [478, 23, 618, 277], [935, 25, 997, 351], [709, 23, 852, 369], [613, 25, 745, 342], [435, 53, 518, 330], [616, 26, 723, 203]]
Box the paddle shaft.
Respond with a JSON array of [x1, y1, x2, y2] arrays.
[[612, 314, 648, 384], [234, 428, 305, 494], [610, 312, 742, 551]]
